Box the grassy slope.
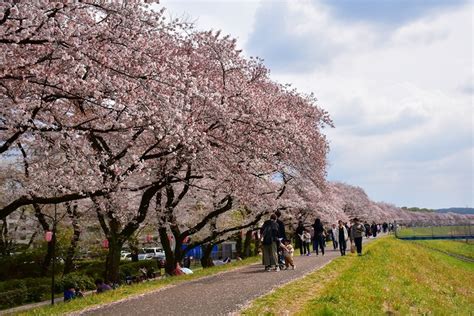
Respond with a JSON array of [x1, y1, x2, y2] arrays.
[[414, 239, 474, 259], [242, 237, 474, 316], [17, 257, 260, 316]]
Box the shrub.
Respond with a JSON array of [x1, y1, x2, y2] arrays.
[[0, 287, 27, 309], [0, 278, 51, 309], [0, 251, 65, 280], [119, 260, 157, 280], [58, 273, 95, 292], [75, 260, 105, 279]]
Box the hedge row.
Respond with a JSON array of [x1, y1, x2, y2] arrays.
[[0, 260, 159, 310]]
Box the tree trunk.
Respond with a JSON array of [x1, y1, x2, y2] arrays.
[[63, 229, 80, 274], [128, 235, 140, 262], [0, 217, 11, 256], [41, 237, 54, 276], [200, 243, 215, 268], [105, 237, 123, 284], [235, 232, 242, 258], [32, 204, 52, 276], [243, 230, 253, 258], [64, 204, 81, 275], [158, 226, 177, 275], [254, 232, 261, 256]]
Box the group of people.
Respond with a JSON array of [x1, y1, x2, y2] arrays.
[[63, 278, 112, 302], [260, 213, 393, 271], [295, 218, 393, 257], [260, 211, 295, 271]]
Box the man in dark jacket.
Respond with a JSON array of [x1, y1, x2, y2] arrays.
[[350, 218, 365, 256], [274, 209, 287, 240]]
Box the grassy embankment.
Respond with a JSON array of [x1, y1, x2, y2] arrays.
[[396, 225, 471, 238], [14, 256, 260, 316], [242, 237, 474, 315], [414, 239, 473, 260]]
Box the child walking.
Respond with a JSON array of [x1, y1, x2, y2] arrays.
[[281, 239, 295, 270], [301, 228, 312, 256]]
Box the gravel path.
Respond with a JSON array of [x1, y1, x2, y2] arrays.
[[79, 245, 353, 316]]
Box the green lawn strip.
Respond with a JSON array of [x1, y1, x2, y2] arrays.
[[16, 257, 260, 316], [413, 239, 474, 260], [242, 237, 474, 316], [298, 237, 474, 315], [241, 242, 366, 316]]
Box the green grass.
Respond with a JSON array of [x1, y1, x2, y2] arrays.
[[396, 225, 472, 238], [15, 256, 260, 316], [242, 237, 474, 315], [414, 239, 474, 260]]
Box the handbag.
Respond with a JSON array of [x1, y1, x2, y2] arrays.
[[350, 244, 355, 253]]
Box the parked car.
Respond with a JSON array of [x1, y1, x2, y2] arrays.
[[121, 252, 132, 261], [138, 251, 154, 260], [143, 247, 165, 259]]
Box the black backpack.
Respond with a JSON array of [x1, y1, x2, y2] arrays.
[[262, 224, 274, 245]]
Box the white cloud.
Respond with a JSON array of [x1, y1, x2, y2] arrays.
[[162, 0, 473, 208]]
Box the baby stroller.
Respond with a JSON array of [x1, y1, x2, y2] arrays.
[[277, 238, 286, 269]]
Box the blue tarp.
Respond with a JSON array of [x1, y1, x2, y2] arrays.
[[181, 244, 218, 259]]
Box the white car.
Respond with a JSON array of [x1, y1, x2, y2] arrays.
[[138, 251, 154, 260], [143, 247, 166, 259], [121, 253, 132, 261]]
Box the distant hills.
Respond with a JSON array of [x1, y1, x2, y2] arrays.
[[401, 207, 474, 215], [436, 208, 474, 215]]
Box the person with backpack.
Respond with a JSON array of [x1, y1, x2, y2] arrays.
[[260, 214, 280, 271], [312, 218, 325, 256]]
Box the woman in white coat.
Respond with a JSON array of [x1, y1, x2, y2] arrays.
[[337, 220, 349, 256]]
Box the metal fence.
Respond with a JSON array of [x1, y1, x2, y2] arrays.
[[395, 223, 474, 240]]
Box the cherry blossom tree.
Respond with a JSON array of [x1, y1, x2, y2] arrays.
[[1, 1, 333, 281]]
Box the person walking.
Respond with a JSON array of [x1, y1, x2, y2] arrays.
[[274, 210, 287, 241], [295, 221, 305, 256], [350, 218, 365, 256], [312, 218, 325, 256], [364, 221, 371, 238], [274, 210, 287, 267], [299, 228, 312, 256], [371, 222, 378, 238], [330, 223, 338, 250], [260, 214, 280, 271], [338, 220, 349, 256]]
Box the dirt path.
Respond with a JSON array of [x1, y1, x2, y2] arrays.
[[78, 244, 357, 316]]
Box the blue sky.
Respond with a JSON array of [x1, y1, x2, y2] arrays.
[[319, 0, 467, 25], [162, 0, 473, 209]]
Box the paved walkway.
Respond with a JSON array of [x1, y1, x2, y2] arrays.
[[78, 244, 364, 316]]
